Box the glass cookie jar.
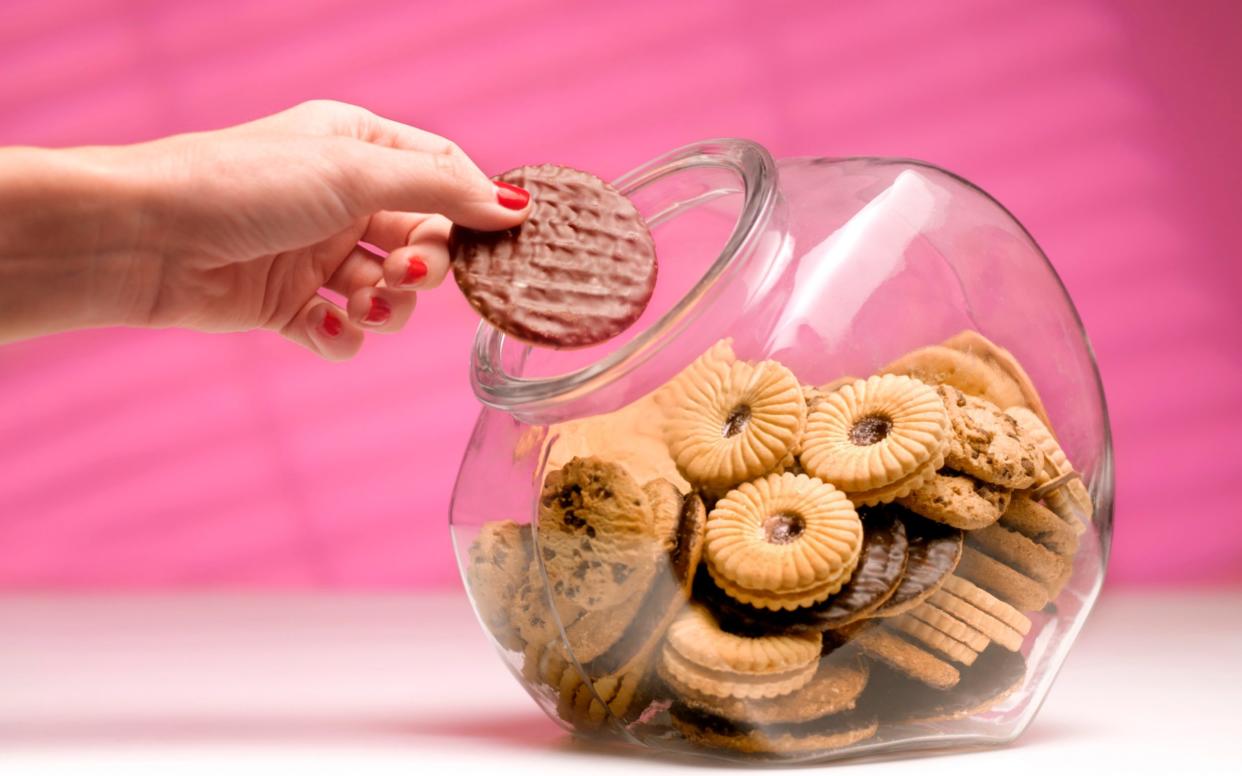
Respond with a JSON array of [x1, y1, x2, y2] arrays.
[[450, 139, 1112, 763]]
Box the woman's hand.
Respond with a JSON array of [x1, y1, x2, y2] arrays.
[[0, 100, 531, 359]]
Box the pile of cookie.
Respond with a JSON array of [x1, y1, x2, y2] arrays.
[[465, 330, 1092, 757]]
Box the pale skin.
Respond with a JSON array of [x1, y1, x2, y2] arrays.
[[0, 100, 532, 360]]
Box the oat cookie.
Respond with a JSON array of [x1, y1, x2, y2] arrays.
[[999, 492, 1080, 558], [667, 359, 807, 491], [800, 375, 949, 506], [967, 523, 1067, 591], [956, 546, 1049, 613], [896, 470, 1011, 530], [853, 625, 960, 689], [704, 473, 863, 611], [937, 385, 1043, 489]]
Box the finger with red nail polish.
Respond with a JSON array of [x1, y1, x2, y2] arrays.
[[383, 215, 452, 290], [348, 287, 415, 333]]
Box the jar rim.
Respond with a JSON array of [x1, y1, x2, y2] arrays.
[[470, 138, 778, 416]]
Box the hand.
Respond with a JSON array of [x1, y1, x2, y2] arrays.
[[0, 100, 531, 359]]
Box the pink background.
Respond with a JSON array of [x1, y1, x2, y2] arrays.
[[1, 0, 1239, 589]]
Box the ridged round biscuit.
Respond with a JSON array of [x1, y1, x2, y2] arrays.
[[450, 164, 656, 349], [853, 626, 960, 689], [928, 588, 1026, 651], [967, 523, 1067, 590], [704, 473, 863, 611], [845, 456, 944, 508], [896, 470, 1011, 530], [465, 520, 532, 651], [661, 642, 820, 700], [908, 603, 990, 652], [956, 546, 1049, 612], [666, 604, 822, 674], [999, 493, 1080, 557], [670, 655, 870, 725], [872, 509, 964, 618], [800, 375, 950, 504], [537, 457, 656, 611], [697, 508, 909, 634], [667, 359, 807, 491], [938, 385, 1044, 489], [670, 704, 879, 755], [1007, 406, 1094, 526], [940, 575, 1032, 634], [944, 330, 1053, 432], [882, 344, 1027, 411]]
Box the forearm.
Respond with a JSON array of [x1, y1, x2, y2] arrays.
[[0, 146, 157, 343]]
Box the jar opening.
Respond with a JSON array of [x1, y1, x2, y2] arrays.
[[471, 139, 777, 423]]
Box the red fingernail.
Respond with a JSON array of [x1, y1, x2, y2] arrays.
[[401, 257, 428, 286], [495, 181, 530, 210], [364, 296, 391, 325], [320, 311, 342, 338]]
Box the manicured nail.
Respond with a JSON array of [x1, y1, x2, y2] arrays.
[[401, 257, 428, 286], [320, 311, 342, 338], [495, 181, 530, 210], [363, 296, 391, 325]]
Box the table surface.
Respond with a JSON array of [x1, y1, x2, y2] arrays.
[[1, 590, 1239, 774]]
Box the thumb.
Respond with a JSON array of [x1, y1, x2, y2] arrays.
[[328, 138, 531, 231]]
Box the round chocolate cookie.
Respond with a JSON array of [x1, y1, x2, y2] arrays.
[[450, 164, 657, 349], [870, 507, 965, 618]]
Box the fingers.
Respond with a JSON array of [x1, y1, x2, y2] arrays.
[[346, 285, 417, 333], [322, 241, 420, 331], [325, 138, 532, 232], [324, 243, 385, 296], [381, 215, 454, 291], [281, 295, 364, 361]]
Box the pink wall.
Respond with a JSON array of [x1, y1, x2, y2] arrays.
[[1, 0, 1239, 588]]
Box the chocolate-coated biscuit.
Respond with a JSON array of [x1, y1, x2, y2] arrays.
[[871, 508, 964, 618], [450, 164, 656, 349]]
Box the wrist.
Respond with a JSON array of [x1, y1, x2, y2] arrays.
[[0, 145, 161, 341]]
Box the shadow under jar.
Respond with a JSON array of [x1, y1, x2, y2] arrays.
[[451, 139, 1112, 763]]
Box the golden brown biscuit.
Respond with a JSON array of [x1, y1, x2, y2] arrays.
[[660, 604, 822, 699], [800, 375, 949, 506], [704, 473, 863, 611]]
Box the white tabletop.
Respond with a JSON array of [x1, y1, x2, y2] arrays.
[[1, 590, 1238, 774]]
